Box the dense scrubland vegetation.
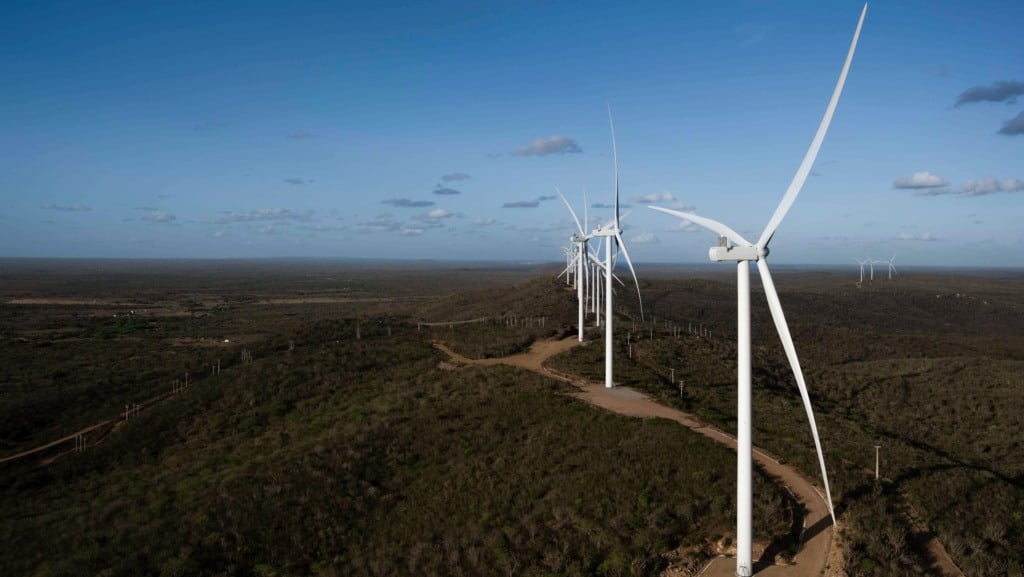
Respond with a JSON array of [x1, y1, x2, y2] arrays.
[[570, 269, 1024, 577], [1, 260, 1022, 576]]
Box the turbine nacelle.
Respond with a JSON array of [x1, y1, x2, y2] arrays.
[[709, 244, 764, 262]]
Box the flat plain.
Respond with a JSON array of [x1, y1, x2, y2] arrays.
[[1, 258, 1021, 577]]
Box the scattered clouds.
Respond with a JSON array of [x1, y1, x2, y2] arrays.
[[137, 208, 177, 224], [631, 191, 676, 203], [912, 176, 1024, 197], [632, 231, 659, 244], [513, 135, 582, 157], [287, 130, 314, 139], [503, 194, 557, 208], [896, 232, 939, 242], [591, 202, 631, 209], [215, 208, 314, 224], [666, 219, 700, 233], [954, 79, 1024, 106], [382, 198, 435, 208], [402, 227, 425, 236], [503, 200, 539, 208], [42, 203, 91, 212], [473, 217, 495, 226], [999, 110, 1024, 136], [415, 208, 457, 222], [953, 80, 1024, 136], [957, 176, 1024, 196], [433, 185, 461, 195], [441, 172, 471, 183], [893, 171, 948, 189], [284, 177, 312, 185], [354, 214, 401, 234]]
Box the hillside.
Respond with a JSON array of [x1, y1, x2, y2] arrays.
[[2, 262, 1022, 577]]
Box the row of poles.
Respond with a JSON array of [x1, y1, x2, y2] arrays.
[[71, 348, 255, 455]]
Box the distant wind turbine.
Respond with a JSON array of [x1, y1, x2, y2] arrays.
[[555, 187, 594, 341], [887, 254, 896, 279], [855, 257, 867, 283], [650, 5, 865, 575]]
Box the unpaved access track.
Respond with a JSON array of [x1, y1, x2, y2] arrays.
[[435, 336, 836, 577]]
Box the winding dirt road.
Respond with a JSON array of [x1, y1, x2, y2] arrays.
[[435, 337, 836, 577]]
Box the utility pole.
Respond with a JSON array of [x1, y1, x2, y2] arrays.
[[874, 445, 881, 480]]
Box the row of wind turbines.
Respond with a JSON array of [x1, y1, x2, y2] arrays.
[[856, 254, 897, 282], [551, 5, 866, 576]]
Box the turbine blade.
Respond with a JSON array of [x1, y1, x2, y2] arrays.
[[757, 4, 867, 249], [555, 186, 585, 236], [614, 231, 644, 320], [608, 105, 620, 231], [649, 205, 752, 247], [756, 259, 835, 525], [584, 189, 589, 233]]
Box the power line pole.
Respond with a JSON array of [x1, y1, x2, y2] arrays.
[[874, 445, 881, 480]]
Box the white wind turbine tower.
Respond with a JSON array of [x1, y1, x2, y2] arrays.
[[866, 255, 875, 281], [855, 257, 867, 283], [594, 107, 644, 389], [886, 254, 896, 279], [651, 6, 865, 575]]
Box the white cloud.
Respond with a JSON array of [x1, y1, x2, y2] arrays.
[[41, 203, 91, 212], [441, 172, 471, 182], [666, 219, 700, 233], [216, 208, 314, 224], [141, 210, 176, 223], [354, 214, 401, 234], [473, 217, 495, 226], [957, 176, 1024, 196], [631, 191, 676, 203], [382, 198, 434, 208], [896, 232, 939, 242], [894, 171, 948, 189], [632, 231, 659, 244], [513, 135, 582, 157], [419, 208, 456, 221]]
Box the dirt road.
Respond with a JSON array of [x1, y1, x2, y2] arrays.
[[435, 336, 837, 577]]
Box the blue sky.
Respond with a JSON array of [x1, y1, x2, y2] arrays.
[[2, 1, 1022, 267]]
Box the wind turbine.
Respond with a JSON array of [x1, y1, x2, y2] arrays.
[[650, 6, 865, 575], [555, 187, 593, 341], [594, 107, 644, 389], [866, 255, 875, 281], [886, 254, 896, 279], [855, 257, 867, 283]]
